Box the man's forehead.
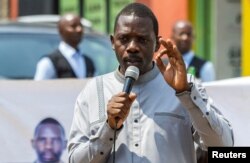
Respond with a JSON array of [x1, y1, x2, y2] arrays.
[[36, 124, 62, 136], [174, 21, 192, 31], [60, 14, 80, 25], [118, 14, 151, 23], [63, 14, 76, 21], [116, 15, 153, 31]]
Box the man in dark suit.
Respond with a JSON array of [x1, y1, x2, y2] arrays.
[[34, 13, 95, 80], [172, 20, 213, 163], [171, 20, 215, 82]]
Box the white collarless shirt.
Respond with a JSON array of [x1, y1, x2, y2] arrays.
[[68, 65, 233, 163]]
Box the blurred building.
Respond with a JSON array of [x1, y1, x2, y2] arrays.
[[0, 0, 9, 19], [1, 0, 249, 79], [0, 0, 59, 20], [19, 0, 59, 16]]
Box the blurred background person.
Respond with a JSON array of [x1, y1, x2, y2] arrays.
[[31, 117, 67, 163], [172, 20, 214, 163], [34, 13, 95, 80], [171, 20, 215, 82]]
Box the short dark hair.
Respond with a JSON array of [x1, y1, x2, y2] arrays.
[[34, 117, 65, 137], [114, 3, 159, 36]]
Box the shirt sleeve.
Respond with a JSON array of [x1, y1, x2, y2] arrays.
[[67, 80, 122, 163], [34, 57, 57, 80], [176, 75, 234, 149]]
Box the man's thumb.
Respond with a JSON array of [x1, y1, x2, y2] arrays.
[[129, 92, 137, 102]]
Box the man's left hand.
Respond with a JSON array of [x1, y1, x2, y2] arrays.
[[155, 38, 190, 93]]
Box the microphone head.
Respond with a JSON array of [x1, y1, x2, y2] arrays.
[[125, 66, 140, 80]]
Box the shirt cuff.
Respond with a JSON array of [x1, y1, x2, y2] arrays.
[[176, 80, 209, 117], [176, 80, 223, 136]]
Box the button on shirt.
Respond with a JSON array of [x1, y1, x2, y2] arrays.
[[183, 51, 215, 82], [34, 41, 86, 80]]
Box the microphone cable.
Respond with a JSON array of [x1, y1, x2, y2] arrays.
[[113, 122, 118, 163], [112, 66, 139, 163]]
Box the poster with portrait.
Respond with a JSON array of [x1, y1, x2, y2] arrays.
[[0, 77, 250, 162], [0, 79, 88, 162]]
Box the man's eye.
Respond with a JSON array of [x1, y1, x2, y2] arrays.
[[52, 138, 62, 144], [138, 38, 148, 43], [119, 36, 128, 43], [37, 138, 46, 143]]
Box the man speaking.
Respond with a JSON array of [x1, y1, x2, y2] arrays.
[[67, 2, 233, 163]]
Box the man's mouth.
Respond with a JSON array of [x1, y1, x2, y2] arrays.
[[42, 152, 55, 161], [126, 60, 142, 68], [125, 57, 142, 63], [127, 60, 140, 64]]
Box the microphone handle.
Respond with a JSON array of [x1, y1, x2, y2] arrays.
[[122, 77, 135, 94]]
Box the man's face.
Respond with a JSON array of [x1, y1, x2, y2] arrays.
[[111, 15, 159, 75], [60, 15, 83, 48], [32, 124, 66, 163], [172, 24, 193, 54]]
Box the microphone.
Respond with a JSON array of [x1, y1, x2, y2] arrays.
[[122, 66, 140, 94], [113, 66, 139, 161]]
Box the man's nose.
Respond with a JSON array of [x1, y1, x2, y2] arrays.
[[76, 26, 83, 33], [44, 140, 53, 149], [127, 40, 139, 52], [180, 34, 188, 40]]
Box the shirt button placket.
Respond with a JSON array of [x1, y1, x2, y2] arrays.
[[132, 101, 141, 161]]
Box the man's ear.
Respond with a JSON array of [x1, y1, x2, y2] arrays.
[[154, 36, 161, 52], [31, 139, 35, 149], [110, 35, 115, 50], [58, 24, 63, 36]]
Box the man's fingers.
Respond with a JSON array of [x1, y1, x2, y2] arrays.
[[155, 54, 166, 73], [107, 107, 126, 119], [159, 38, 185, 68], [108, 92, 136, 119], [159, 37, 168, 48], [159, 38, 176, 58], [129, 92, 137, 102], [173, 45, 184, 63]]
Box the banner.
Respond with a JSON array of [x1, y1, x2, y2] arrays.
[[204, 77, 250, 146], [0, 79, 87, 162], [0, 77, 249, 162]]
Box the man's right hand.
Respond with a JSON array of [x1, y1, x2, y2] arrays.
[[107, 92, 137, 129]]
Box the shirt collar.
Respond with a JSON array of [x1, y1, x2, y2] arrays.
[[58, 41, 80, 58], [182, 51, 194, 67], [114, 62, 160, 85]]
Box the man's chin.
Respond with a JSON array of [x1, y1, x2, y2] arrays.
[[126, 62, 142, 69], [41, 159, 59, 163], [41, 157, 59, 163], [178, 48, 190, 55]]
